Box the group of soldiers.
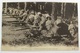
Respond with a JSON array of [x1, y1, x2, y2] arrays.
[[3, 7, 78, 44]]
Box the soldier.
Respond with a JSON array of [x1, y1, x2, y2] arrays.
[[57, 20, 73, 41], [12, 8, 18, 17], [45, 16, 52, 31], [15, 9, 20, 16], [43, 11, 50, 18], [12, 8, 15, 15], [39, 13, 46, 30], [19, 9, 24, 16], [33, 12, 42, 26], [54, 16, 62, 25], [17, 9, 25, 21], [9, 8, 13, 15], [27, 11, 35, 25], [68, 21, 75, 36], [19, 11, 28, 22]]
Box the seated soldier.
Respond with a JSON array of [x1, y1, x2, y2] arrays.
[[27, 11, 35, 25], [12, 8, 18, 17], [54, 16, 62, 25], [68, 21, 74, 30], [19, 9, 24, 16], [15, 9, 20, 16], [57, 20, 72, 40], [39, 14, 46, 30], [17, 9, 24, 21], [43, 11, 50, 18], [34, 12, 42, 26], [12, 8, 15, 15], [19, 11, 28, 22], [45, 16, 52, 31], [70, 21, 78, 45], [68, 21, 75, 36], [9, 8, 13, 15]]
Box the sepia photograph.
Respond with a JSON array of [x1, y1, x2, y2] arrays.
[[2, 2, 78, 51]]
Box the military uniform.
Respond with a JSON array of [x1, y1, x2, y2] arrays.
[[45, 19, 52, 31]]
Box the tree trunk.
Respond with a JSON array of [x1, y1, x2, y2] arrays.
[[4, 2, 7, 13], [17, 2, 20, 9], [63, 3, 66, 19], [24, 2, 27, 11], [61, 3, 64, 18], [72, 3, 76, 18], [51, 3, 55, 23]]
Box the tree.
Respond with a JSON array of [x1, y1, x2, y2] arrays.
[[24, 2, 27, 11], [51, 3, 55, 22], [17, 2, 20, 9], [4, 2, 7, 13]]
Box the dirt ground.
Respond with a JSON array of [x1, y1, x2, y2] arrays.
[[1, 44, 78, 51]]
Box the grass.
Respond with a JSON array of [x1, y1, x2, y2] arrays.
[[2, 15, 78, 50]]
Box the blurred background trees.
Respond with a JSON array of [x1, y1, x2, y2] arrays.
[[3, 2, 78, 20]]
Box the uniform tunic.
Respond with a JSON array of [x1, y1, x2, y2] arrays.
[[55, 19, 62, 25], [28, 14, 35, 25], [68, 23, 75, 36], [45, 20, 52, 30]]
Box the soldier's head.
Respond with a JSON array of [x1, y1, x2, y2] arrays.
[[39, 14, 42, 17], [31, 11, 34, 14], [47, 16, 51, 20], [37, 12, 41, 15], [70, 21, 73, 24], [44, 11, 48, 14]]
